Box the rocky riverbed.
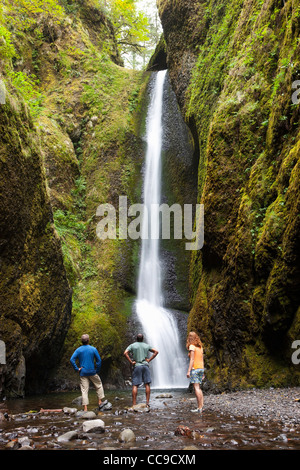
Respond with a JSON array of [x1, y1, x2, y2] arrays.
[[0, 387, 299, 451], [203, 387, 300, 427]]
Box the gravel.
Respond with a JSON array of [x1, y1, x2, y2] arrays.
[[203, 387, 300, 426]]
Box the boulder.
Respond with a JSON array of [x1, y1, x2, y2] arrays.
[[118, 428, 136, 443], [129, 403, 150, 413], [72, 396, 82, 406], [57, 431, 78, 442], [82, 419, 105, 433]]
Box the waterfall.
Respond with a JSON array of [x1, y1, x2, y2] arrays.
[[135, 70, 189, 389]]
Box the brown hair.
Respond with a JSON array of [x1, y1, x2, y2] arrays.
[[186, 331, 202, 349]]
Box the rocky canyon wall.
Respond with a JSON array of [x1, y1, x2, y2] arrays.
[[0, 0, 147, 395], [157, 0, 300, 389]]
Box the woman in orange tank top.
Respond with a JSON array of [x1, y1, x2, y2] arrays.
[[186, 331, 204, 413]]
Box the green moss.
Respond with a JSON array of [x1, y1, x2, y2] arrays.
[[242, 343, 300, 388], [0, 87, 72, 395], [160, 0, 300, 390], [0, 0, 151, 391]]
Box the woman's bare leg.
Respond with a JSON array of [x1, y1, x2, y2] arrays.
[[193, 383, 203, 409]]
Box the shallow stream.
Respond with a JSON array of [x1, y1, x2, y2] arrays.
[[1, 388, 300, 451]]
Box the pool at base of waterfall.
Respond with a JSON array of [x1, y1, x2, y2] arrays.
[[1, 388, 300, 451]]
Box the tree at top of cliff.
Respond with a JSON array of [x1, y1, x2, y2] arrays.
[[100, 0, 150, 67]]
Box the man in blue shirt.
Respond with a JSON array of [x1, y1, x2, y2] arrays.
[[70, 334, 107, 412], [124, 333, 158, 407]]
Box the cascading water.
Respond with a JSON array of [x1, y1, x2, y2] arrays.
[[135, 70, 189, 389]]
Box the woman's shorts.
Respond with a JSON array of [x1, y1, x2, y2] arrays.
[[190, 368, 205, 384], [132, 364, 151, 386]]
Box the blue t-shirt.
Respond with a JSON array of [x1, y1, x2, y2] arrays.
[[70, 344, 102, 376]]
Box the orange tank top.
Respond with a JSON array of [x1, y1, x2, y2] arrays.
[[189, 344, 204, 369]]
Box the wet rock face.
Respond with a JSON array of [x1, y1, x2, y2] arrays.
[[160, 73, 198, 312], [147, 36, 168, 72], [0, 94, 72, 398], [157, 0, 203, 110]]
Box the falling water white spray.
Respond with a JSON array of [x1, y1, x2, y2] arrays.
[[135, 70, 188, 388]]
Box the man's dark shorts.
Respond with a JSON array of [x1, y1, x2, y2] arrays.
[[132, 364, 151, 386]]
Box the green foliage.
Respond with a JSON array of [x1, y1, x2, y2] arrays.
[[99, 0, 161, 68], [80, 58, 142, 150], [101, 0, 149, 54], [8, 71, 44, 117], [5, 0, 64, 29], [0, 25, 16, 60], [53, 207, 88, 286], [71, 176, 87, 213], [53, 209, 87, 241], [128, 88, 139, 113], [59, 0, 80, 15]]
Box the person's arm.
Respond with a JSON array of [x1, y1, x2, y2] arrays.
[[146, 348, 158, 363], [94, 349, 102, 373], [187, 349, 195, 378], [124, 349, 136, 366], [70, 350, 80, 372]]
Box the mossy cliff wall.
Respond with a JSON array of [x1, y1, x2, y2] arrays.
[[158, 0, 300, 389], [0, 83, 72, 397], [0, 0, 148, 395]]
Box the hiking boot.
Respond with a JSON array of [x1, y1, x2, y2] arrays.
[[98, 400, 108, 410]]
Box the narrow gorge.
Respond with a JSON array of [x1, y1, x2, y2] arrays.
[[0, 0, 300, 402]]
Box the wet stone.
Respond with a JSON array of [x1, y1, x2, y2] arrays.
[[118, 428, 136, 443], [57, 431, 78, 442], [128, 404, 150, 413], [82, 419, 105, 433], [72, 397, 82, 406], [6, 440, 20, 449], [18, 436, 32, 447], [76, 411, 97, 419], [63, 407, 77, 415]]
